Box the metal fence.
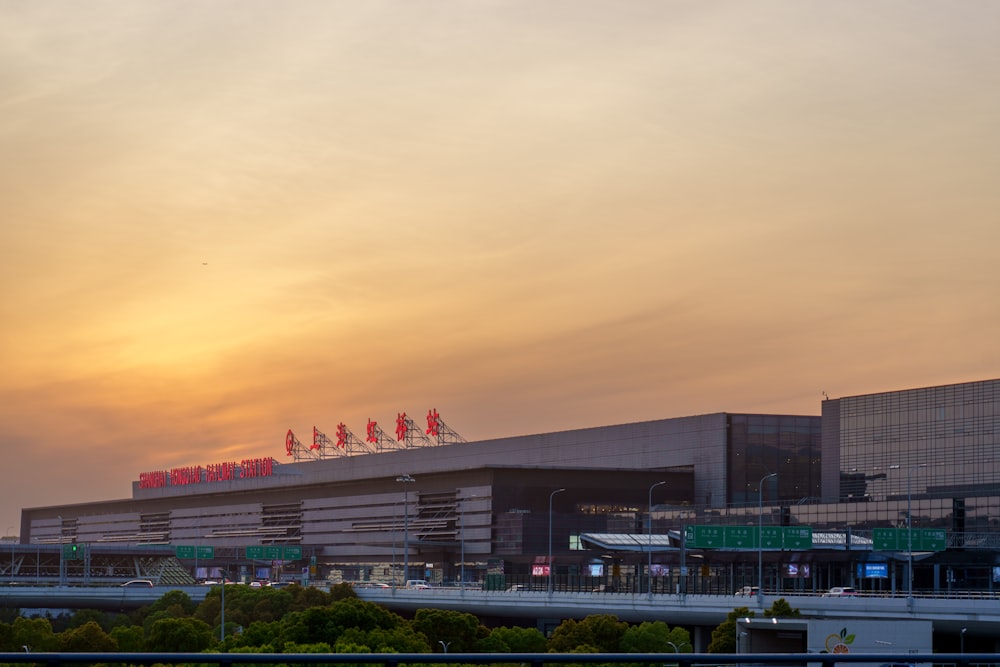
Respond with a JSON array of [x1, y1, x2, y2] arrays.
[[0, 653, 993, 667]]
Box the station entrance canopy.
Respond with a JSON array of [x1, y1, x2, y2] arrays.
[[580, 532, 681, 553]]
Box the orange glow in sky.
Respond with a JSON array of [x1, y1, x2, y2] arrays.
[[2, 1, 999, 532]]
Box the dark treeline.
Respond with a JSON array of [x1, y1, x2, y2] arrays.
[[0, 583, 696, 655]]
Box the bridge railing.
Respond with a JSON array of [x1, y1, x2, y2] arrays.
[[0, 653, 993, 667]]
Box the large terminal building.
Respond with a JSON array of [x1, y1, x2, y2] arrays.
[[17, 377, 1000, 595]]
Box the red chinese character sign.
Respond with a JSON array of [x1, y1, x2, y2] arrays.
[[396, 413, 408, 441], [366, 419, 378, 444], [396, 412, 434, 448], [424, 409, 466, 444], [311, 426, 321, 451], [285, 429, 296, 456], [336, 423, 348, 448], [426, 409, 440, 437]]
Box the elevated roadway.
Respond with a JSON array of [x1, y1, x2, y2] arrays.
[[353, 588, 1000, 636], [0, 584, 210, 611]]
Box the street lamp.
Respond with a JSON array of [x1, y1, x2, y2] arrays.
[[7, 527, 14, 584], [889, 464, 924, 605], [548, 488, 566, 594], [648, 481, 666, 596], [396, 474, 415, 582], [758, 472, 777, 602], [961, 627, 967, 653], [219, 569, 228, 642], [459, 494, 478, 591], [459, 497, 465, 589]]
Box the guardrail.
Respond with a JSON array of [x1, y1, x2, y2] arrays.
[[0, 653, 992, 667]]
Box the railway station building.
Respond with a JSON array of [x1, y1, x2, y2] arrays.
[[16, 378, 1000, 595]]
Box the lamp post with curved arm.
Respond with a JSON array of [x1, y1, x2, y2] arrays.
[[548, 488, 566, 594], [647, 481, 666, 596], [396, 474, 415, 583], [758, 472, 777, 602], [889, 463, 925, 605]]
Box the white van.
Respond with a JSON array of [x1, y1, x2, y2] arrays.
[[405, 579, 430, 589]]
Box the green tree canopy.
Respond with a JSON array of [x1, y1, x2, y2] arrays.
[[275, 597, 407, 648], [548, 614, 628, 653], [620, 621, 691, 653], [11, 616, 59, 653], [59, 620, 118, 652], [335, 625, 429, 653], [0, 621, 13, 652], [477, 625, 548, 653], [764, 598, 801, 618], [110, 624, 145, 652], [707, 607, 753, 653], [148, 589, 197, 617], [145, 617, 214, 652], [412, 608, 486, 653]]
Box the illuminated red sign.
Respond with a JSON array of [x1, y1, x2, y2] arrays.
[[285, 429, 295, 456], [426, 409, 440, 437], [311, 426, 321, 451], [335, 423, 347, 448], [366, 419, 378, 444], [396, 412, 407, 441], [138, 457, 275, 489]]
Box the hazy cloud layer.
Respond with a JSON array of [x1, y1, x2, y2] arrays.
[[2, 1, 999, 531]]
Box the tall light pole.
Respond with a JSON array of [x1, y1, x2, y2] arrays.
[[219, 569, 228, 643], [7, 527, 14, 584], [548, 488, 566, 594], [396, 475, 415, 583], [459, 497, 465, 589], [758, 472, 777, 602], [890, 463, 924, 604], [648, 481, 666, 596]]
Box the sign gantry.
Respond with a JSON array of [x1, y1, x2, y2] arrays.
[[426, 408, 466, 444], [395, 412, 435, 448], [285, 429, 318, 462], [284, 410, 467, 461]]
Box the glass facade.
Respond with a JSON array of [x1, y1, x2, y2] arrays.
[[727, 414, 822, 506], [838, 379, 1000, 501]]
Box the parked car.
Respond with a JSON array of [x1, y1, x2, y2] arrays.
[[823, 586, 858, 597]]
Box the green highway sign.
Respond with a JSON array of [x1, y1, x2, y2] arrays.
[[245, 545, 300, 560], [918, 529, 947, 551], [690, 525, 725, 548], [760, 526, 783, 549], [686, 525, 814, 550], [873, 528, 898, 551], [873, 528, 947, 552], [725, 526, 758, 549], [177, 545, 215, 559], [783, 526, 813, 550]]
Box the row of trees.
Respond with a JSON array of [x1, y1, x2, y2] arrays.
[[1, 582, 798, 655]]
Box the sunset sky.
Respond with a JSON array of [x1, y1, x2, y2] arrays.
[[2, 1, 999, 534]]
